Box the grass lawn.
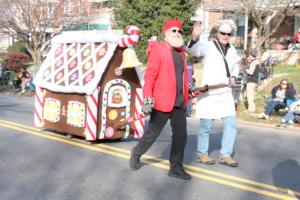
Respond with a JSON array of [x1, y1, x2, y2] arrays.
[[237, 65, 300, 125]]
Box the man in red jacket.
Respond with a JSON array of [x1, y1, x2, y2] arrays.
[[129, 19, 191, 180], [295, 27, 300, 43]]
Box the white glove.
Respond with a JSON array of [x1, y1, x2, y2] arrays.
[[141, 97, 154, 114]]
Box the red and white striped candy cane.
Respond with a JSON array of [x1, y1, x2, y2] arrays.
[[85, 86, 100, 141], [127, 113, 147, 124], [118, 25, 140, 47], [34, 86, 44, 127], [133, 88, 145, 138]]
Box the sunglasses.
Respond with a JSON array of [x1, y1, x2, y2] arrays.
[[171, 29, 182, 34], [219, 31, 232, 37], [281, 82, 288, 85]]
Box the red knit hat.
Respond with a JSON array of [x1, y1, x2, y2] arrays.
[[163, 19, 182, 31]]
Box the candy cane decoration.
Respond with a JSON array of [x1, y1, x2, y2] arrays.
[[133, 88, 145, 138], [113, 113, 147, 133], [118, 25, 140, 47], [85, 86, 100, 141], [34, 86, 44, 127]]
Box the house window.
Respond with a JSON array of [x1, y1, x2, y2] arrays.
[[101, 1, 108, 8], [67, 101, 86, 128], [43, 98, 61, 123], [64, 0, 73, 15], [47, 4, 55, 17], [236, 16, 245, 37], [237, 26, 245, 37], [77, 0, 83, 14]]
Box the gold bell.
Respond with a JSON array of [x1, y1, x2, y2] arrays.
[[120, 48, 142, 69]]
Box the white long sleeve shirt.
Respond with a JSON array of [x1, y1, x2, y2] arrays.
[[187, 40, 240, 119], [246, 59, 259, 75]]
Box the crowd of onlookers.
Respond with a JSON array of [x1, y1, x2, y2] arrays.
[[13, 67, 35, 95], [0, 65, 35, 96], [242, 48, 300, 127]]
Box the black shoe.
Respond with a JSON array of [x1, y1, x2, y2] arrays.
[[168, 167, 191, 180], [129, 147, 142, 171]]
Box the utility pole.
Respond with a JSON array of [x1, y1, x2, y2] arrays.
[[244, 7, 248, 50]]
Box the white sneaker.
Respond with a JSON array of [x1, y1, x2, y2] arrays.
[[281, 119, 286, 124], [288, 120, 294, 124], [258, 113, 269, 119], [258, 113, 264, 119]]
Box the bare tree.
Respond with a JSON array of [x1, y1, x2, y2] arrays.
[[204, 0, 300, 56], [244, 0, 299, 56], [0, 0, 68, 65]]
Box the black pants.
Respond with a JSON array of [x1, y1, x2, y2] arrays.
[[133, 104, 187, 168]]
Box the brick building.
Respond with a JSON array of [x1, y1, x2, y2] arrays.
[[195, 0, 300, 50]]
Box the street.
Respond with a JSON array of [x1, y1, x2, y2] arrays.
[[0, 92, 300, 200]]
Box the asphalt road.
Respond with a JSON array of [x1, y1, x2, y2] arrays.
[[0, 92, 300, 200]]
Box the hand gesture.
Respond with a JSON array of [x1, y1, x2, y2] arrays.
[[141, 97, 154, 114], [192, 21, 203, 41], [229, 77, 236, 87]]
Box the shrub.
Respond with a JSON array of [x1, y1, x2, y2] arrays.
[[6, 41, 28, 54], [2, 52, 30, 72]]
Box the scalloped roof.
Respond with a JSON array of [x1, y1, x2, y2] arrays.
[[34, 31, 122, 95]]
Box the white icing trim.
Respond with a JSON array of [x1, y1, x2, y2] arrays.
[[52, 31, 121, 44], [34, 42, 118, 95]]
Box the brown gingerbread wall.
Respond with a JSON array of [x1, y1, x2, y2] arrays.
[[97, 47, 142, 139], [43, 90, 86, 137]]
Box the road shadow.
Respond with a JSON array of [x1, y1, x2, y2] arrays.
[[0, 104, 18, 108], [272, 159, 300, 199]]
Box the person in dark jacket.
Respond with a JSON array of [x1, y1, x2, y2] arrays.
[[245, 50, 260, 112], [258, 79, 296, 119]]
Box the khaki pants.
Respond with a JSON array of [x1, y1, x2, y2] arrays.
[[246, 82, 257, 112]]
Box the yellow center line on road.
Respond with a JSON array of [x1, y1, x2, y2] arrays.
[[0, 119, 298, 200], [96, 142, 300, 197], [2, 119, 298, 197]]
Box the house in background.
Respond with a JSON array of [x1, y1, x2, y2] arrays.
[[0, 0, 114, 54], [61, 0, 114, 31], [0, 29, 13, 52], [195, 0, 300, 52]]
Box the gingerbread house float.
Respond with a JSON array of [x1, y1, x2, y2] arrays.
[[33, 26, 145, 141]]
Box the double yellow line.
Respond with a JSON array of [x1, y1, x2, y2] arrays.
[[0, 119, 299, 200]]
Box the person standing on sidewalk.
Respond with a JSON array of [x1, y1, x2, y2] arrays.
[[129, 19, 191, 180], [187, 19, 240, 167], [245, 50, 260, 112]]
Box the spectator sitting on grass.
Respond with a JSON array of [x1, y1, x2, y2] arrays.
[[280, 98, 300, 126], [258, 79, 297, 119]]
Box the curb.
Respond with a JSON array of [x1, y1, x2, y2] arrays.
[[237, 119, 300, 132], [188, 117, 300, 132]]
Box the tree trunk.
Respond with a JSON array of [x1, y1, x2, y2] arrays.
[[26, 46, 42, 67], [256, 26, 265, 58]]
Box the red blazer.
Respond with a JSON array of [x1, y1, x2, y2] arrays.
[[295, 31, 300, 43], [143, 41, 189, 112]]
